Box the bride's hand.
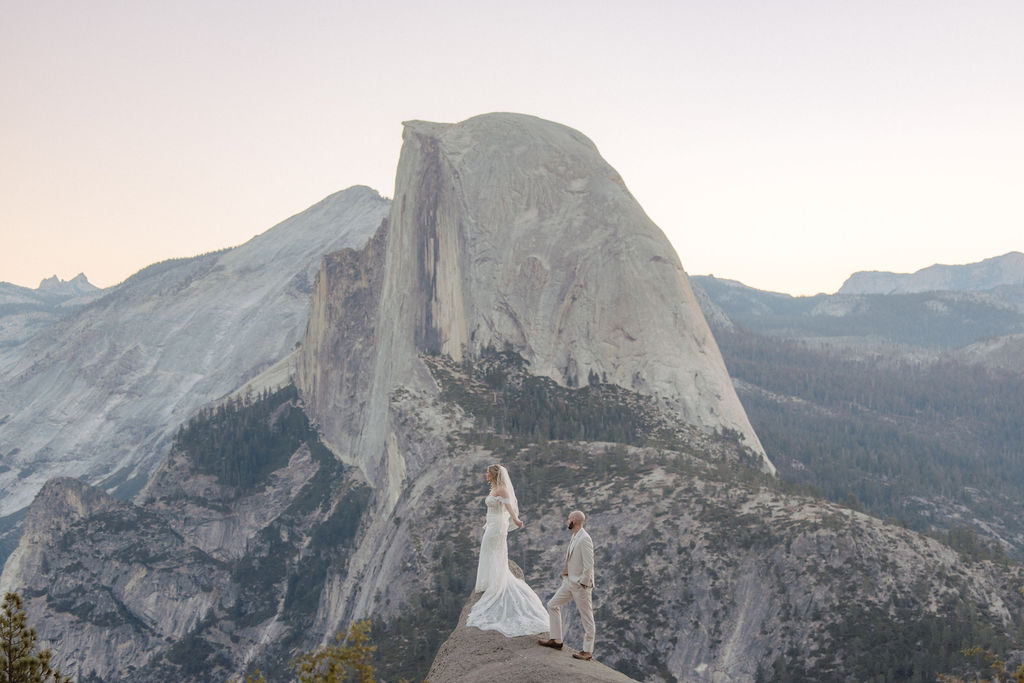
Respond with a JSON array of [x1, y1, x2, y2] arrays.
[[515, 518, 525, 528]]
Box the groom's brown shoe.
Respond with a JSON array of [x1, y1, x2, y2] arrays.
[[538, 638, 563, 650], [572, 651, 593, 661]]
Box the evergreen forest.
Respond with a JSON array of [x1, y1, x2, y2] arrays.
[[716, 328, 1024, 557]]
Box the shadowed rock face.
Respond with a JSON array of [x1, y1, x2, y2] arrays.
[[296, 218, 390, 482], [427, 561, 639, 683], [0, 477, 234, 678]]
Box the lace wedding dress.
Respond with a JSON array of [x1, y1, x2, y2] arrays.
[[466, 493, 550, 637]]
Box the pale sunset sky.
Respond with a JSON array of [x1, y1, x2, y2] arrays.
[[2, 1, 1021, 295]]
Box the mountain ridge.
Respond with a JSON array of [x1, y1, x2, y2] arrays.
[[692, 273, 1024, 352], [0, 185, 389, 519], [838, 251, 1024, 295], [36, 273, 98, 296], [691, 269, 1024, 565]]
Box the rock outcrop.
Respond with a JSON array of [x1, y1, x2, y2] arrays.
[[1, 391, 371, 682], [427, 561, 638, 683], [0, 477, 119, 591], [0, 477, 233, 679], [36, 273, 99, 297]]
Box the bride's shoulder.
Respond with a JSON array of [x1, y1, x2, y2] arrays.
[[491, 485, 511, 500]]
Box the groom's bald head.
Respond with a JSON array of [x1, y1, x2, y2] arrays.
[[569, 510, 586, 527]]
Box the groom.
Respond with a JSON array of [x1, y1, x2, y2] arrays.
[[538, 509, 596, 660]]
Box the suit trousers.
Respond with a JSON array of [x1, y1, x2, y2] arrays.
[[547, 577, 595, 653]]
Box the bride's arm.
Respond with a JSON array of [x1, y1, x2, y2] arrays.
[[502, 501, 524, 528], [493, 486, 524, 527]]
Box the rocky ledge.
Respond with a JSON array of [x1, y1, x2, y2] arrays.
[[427, 561, 638, 683]]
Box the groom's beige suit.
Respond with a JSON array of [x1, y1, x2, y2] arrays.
[[547, 526, 596, 653]]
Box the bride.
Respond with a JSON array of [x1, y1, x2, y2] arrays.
[[466, 464, 550, 637]]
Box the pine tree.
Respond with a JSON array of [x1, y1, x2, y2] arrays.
[[291, 619, 376, 683], [0, 592, 73, 683], [939, 646, 1024, 682]]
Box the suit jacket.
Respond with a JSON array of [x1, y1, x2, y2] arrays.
[[564, 528, 595, 588]]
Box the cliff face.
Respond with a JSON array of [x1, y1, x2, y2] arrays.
[[0, 477, 119, 591], [297, 114, 772, 512], [295, 218, 391, 486], [0, 477, 233, 679], [0, 186, 389, 519], [1, 392, 373, 682], [388, 115, 767, 465]]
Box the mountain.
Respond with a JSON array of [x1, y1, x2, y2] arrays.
[[692, 270, 1024, 561], [1, 273, 98, 305], [5, 400, 1022, 682], [692, 275, 1024, 351], [0, 388, 369, 682], [0, 274, 106, 374], [839, 251, 1024, 295], [3, 115, 1023, 683], [36, 273, 99, 297], [297, 113, 772, 505], [0, 186, 389, 520]]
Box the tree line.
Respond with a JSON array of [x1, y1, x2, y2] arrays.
[[172, 385, 311, 491]]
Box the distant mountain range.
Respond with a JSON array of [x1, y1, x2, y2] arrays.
[[838, 251, 1024, 295], [0, 275, 105, 366], [692, 257, 1024, 565], [693, 274, 1024, 357], [0, 273, 99, 301]]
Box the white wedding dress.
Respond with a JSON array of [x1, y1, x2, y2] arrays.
[[466, 494, 550, 637]]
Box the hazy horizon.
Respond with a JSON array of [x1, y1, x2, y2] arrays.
[[6, 190, 1021, 297], [3, 1, 1022, 296]]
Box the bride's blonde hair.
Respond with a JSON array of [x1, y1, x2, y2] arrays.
[[487, 464, 502, 484]]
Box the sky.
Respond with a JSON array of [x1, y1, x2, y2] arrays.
[[2, 1, 1021, 296]]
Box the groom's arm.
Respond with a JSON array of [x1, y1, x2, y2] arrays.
[[581, 534, 595, 587]]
